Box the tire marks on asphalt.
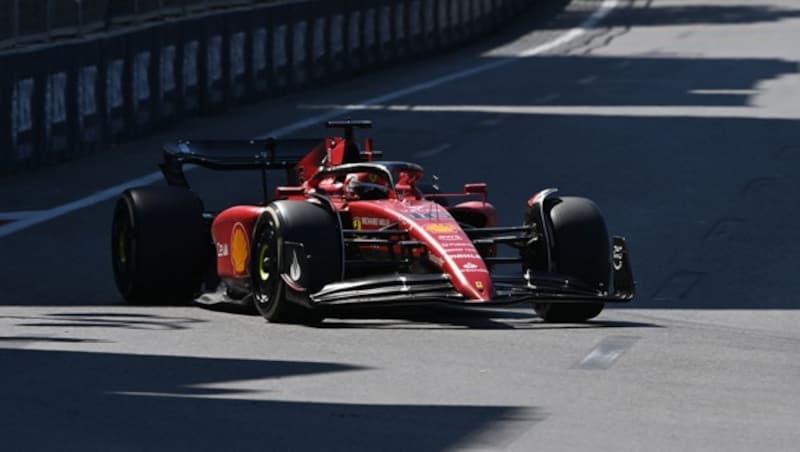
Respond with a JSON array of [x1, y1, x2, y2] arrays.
[[649, 164, 794, 305], [652, 271, 706, 302]]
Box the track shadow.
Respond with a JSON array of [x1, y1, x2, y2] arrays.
[[318, 304, 661, 330], [0, 348, 538, 451], [0, 335, 106, 343], [12, 312, 206, 330]]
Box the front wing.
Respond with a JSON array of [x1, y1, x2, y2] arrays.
[[310, 238, 635, 307]]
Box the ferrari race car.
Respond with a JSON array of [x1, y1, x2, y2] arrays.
[[111, 120, 634, 323]]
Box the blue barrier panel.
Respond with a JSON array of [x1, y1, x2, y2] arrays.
[[155, 18, 182, 124], [326, 2, 347, 76], [248, 7, 272, 97], [270, 2, 291, 90], [459, 0, 475, 42], [377, 0, 394, 64], [127, 26, 159, 133], [407, 0, 425, 57], [288, 1, 311, 90], [434, 0, 451, 50], [44, 43, 78, 165], [180, 20, 202, 116], [362, 0, 379, 68], [422, 0, 437, 53], [75, 38, 104, 157], [100, 32, 131, 144], [344, 0, 364, 74], [0, 51, 10, 175], [39, 41, 82, 164], [227, 10, 250, 105], [8, 48, 46, 172], [393, 0, 410, 60], [309, 0, 330, 83], [200, 16, 228, 113], [448, 0, 464, 44]]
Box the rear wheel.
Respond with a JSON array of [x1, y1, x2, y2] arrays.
[[525, 196, 610, 322], [251, 201, 342, 324], [111, 187, 209, 305]]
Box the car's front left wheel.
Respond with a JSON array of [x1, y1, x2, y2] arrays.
[[251, 200, 342, 324]]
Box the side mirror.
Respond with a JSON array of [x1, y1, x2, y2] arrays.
[[464, 183, 487, 196], [464, 183, 488, 203]]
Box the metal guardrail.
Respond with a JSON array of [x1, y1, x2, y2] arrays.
[[0, 1, 282, 48]]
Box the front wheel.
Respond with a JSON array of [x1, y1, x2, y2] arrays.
[[251, 201, 342, 324], [526, 196, 610, 322]]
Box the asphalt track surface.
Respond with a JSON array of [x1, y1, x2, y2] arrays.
[[2, 0, 799, 450]]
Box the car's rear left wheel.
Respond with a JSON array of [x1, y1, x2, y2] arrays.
[[111, 187, 209, 305]]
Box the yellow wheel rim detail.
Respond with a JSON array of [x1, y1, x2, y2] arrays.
[[118, 228, 127, 264], [258, 243, 270, 281]]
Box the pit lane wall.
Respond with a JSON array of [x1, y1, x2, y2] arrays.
[[0, 0, 530, 175]]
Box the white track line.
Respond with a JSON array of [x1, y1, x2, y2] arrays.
[[297, 103, 796, 120], [0, 210, 48, 220], [0, 0, 618, 239]]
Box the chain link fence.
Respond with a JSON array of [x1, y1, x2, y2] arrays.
[[0, 0, 283, 48]]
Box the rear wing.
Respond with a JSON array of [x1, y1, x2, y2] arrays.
[[160, 138, 324, 188]]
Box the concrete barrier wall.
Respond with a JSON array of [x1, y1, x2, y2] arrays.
[[0, 0, 530, 175]]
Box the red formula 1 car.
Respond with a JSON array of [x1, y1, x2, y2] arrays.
[[111, 120, 634, 323]]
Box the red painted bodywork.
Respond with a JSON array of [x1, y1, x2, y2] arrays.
[[212, 205, 265, 281], [213, 129, 503, 302], [450, 201, 497, 228], [347, 199, 494, 301]]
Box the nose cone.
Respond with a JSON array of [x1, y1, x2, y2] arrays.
[[414, 223, 493, 302], [398, 200, 494, 302], [458, 273, 492, 302]]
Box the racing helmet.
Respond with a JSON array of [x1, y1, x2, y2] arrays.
[[344, 172, 390, 200]]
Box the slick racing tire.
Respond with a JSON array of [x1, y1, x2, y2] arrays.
[[111, 187, 209, 305], [527, 197, 610, 322], [251, 200, 342, 324]]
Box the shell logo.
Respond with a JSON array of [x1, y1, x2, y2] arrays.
[[424, 223, 456, 233], [230, 223, 249, 275]]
